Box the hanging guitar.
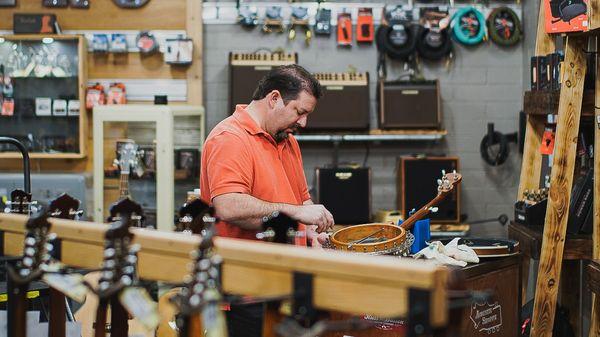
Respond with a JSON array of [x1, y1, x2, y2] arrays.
[[157, 200, 228, 337], [6, 212, 56, 337], [108, 139, 146, 228], [76, 216, 156, 337], [328, 170, 462, 255]]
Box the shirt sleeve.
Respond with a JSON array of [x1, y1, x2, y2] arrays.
[[204, 132, 253, 200]]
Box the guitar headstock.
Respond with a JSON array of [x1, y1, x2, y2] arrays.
[[14, 213, 56, 280], [256, 212, 299, 244], [97, 217, 139, 298], [176, 198, 215, 234], [48, 193, 82, 220], [116, 139, 139, 175], [437, 170, 462, 195], [177, 224, 222, 317], [5, 189, 36, 215], [108, 197, 145, 228]]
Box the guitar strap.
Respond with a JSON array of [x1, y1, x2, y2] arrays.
[[110, 296, 129, 337]]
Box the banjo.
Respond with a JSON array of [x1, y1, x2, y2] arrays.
[[328, 170, 462, 255]]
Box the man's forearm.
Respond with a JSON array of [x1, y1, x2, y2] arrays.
[[212, 193, 298, 230]]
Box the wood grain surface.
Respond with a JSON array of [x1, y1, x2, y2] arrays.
[[530, 35, 587, 337]]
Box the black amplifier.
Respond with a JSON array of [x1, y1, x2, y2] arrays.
[[304, 72, 370, 131], [378, 80, 441, 129], [228, 52, 297, 113], [316, 167, 371, 225]]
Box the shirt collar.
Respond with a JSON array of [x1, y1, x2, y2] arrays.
[[233, 105, 268, 136]]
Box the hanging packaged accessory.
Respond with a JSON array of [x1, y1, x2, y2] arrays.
[[35, 97, 52, 116], [112, 0, 149, 8], [1, 70, 14, 116], [109, 33, 128, 53], [92, 34, 109, 53], [263, 6, 284, 33], [451, 7, 487, 46], [376, 6, 418, 61], [487, 7, 522, 47], [549, 0, 587, 23], [356, 8, 374, 43], [52, 99, 67, 116], [164, 37, 193, 65], [416, 9, 453, 62], [13, 14, 57, 34], [85, 83, 105, 109], [237, 5, 258, 28], [69, 0, 90, 8], [314, 8, 332, 35], [136, 31, 158, 54], [288, 7, 312, 45], [107, 82, 127, 105], [337, 12, 353, 46], [67, 100, 80, 116], [0, 0, 16, 7], [43, 0, 68, 7]]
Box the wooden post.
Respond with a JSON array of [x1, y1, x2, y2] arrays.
[[530, 35, 587, 337], [187, 0, 203, 105], [590, 36, 600, 337], [518, 0, 556, 306]]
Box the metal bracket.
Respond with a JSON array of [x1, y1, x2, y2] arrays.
[[292, 272, 316, 326], [407, 288, 431, 337]]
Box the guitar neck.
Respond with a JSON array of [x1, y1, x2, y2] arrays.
[[400, 193, 449, 231], [119, 172, 130, 199]]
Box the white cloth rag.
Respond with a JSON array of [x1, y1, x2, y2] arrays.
[[413, 237, 479, 266]]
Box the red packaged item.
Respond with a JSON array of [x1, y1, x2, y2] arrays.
[[1, 98, 14, 116], [545, 0, 588, 33], [337, 12, 353, 46], [86, 83, 106, 109], [107, 82, 127, 105], [356, 8, 374, 43]]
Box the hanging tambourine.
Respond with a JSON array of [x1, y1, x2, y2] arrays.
[[487, 7, 522, 47], [136, 31, 158, 54], [416, 9, 453, 62], [451, 7, 487, 46], [376, 7, 417, 61]]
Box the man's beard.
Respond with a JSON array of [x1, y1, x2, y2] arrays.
[[274, 124, 300, 143]]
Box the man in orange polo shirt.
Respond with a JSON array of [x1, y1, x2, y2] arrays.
[[200, 64, 334, 337]]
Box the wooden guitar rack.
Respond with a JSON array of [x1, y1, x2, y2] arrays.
[[514, 2, 600, 336], [0, 213, 453, 337]]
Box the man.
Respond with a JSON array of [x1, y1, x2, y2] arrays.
[[200, 64, 335, 336]]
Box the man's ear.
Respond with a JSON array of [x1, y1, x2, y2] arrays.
[[268, 90, 282, 108]]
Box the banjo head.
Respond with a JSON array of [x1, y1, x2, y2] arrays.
[[330, 223, 406, 254]]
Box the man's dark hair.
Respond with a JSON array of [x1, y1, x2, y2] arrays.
[[252, 64, 322, 103]]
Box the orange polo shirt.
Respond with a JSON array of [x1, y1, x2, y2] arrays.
[[200, 105, 311, 240]]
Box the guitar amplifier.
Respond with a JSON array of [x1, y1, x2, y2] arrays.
[[229, 52, 297, 113], [316, 167, 371, 225], [305, 72, 370, 131], [378, 80, 441, 129], [397, 156, 460, 223]]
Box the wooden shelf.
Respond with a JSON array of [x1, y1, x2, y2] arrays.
[[508, 221, 592, 260], [296, 129, 447, 142], [0, 152, 85, 159], [523, 90, 595, 116]]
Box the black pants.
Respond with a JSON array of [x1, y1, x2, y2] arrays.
[[226, 302, 264, 337]]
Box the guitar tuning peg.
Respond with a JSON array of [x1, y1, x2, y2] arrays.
[[428, 207, 439, 213], [129, 244, 141, 254], [47, 233, 57, 241], [183, 274, 193, 284], [25, 237, 36, 246], [20, 269, 31, 277], [441, 169, 446, 176], [120, 275, 132, 286], [45, 243, 53, 252], [190, 250, 199, 259], [452, 170, 456, 174], [189, 294, 201, 307], [104, 248, 116, 258], [210, 255, 223, 265], [437, 179, 442, 186], [193, 283, 205, 294]]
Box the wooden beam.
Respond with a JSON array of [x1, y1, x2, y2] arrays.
[[186, 0, 203, 105], [530, 35, 587, 337], [590, 38, 600, 337], [0, 213, 450, 326], [535, 1, 556, 55]]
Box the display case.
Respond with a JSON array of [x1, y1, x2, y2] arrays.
[[93, 105, 204, 231], [0, 34, 87, 158]]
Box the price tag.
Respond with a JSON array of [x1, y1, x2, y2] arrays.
[[540, 130, 555, 155], [42, 273, 88, 303], [119, 287, 159, 330]]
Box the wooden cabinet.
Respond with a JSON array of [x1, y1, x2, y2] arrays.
[[0, 34, 87, 158]]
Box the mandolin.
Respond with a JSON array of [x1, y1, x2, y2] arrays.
[[108, 139, 146, 228]]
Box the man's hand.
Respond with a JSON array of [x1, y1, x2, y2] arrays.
[[307, 226, 330, 248], [285, 204, 334, 233]]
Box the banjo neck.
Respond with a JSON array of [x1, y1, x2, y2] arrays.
[[399, 192, 449, 231]]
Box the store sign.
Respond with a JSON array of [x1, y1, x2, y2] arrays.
[[470, 301, 503, 334]]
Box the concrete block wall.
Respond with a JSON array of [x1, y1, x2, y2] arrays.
[[203, 1, 524, 236]]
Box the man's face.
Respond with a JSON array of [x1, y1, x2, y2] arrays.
[[268, 90, 317, 142]]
